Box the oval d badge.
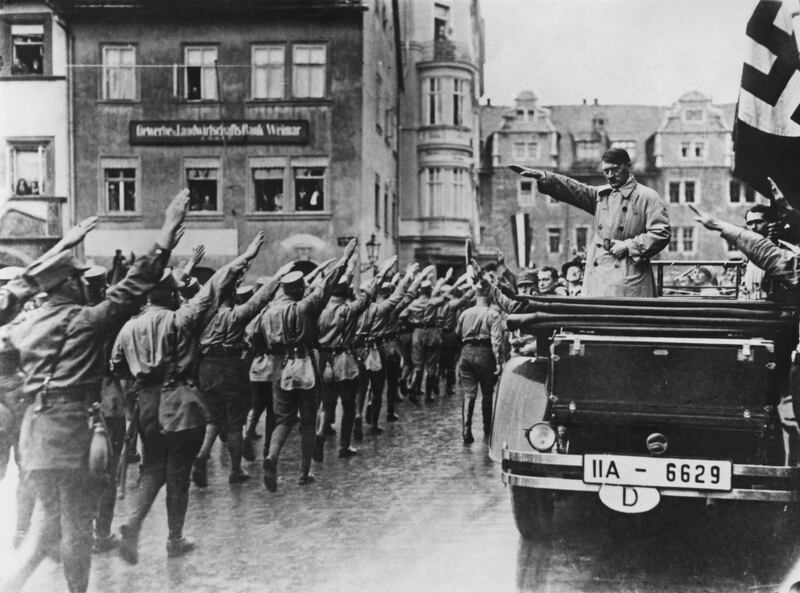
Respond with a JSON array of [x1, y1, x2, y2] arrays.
[[598, 484, 661, 514]]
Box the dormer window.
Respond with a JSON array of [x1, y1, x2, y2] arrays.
[[684, 109, 704, 122]]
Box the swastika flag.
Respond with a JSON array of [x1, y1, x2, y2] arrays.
[[734, 0, 800, 205]]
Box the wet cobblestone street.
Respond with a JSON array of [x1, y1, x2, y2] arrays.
[[2, 392, 798, 593]]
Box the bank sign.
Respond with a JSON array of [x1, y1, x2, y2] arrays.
[[130, 120, 309, 145]]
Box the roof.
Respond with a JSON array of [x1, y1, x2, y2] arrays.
[[479, 105, 508, 143], [547, 104, 665, 141]]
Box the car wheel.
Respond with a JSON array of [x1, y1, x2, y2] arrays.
[[510, 486, 554, 540]]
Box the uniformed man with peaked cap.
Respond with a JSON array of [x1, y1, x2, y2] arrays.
[[0, 192, 189, 593]]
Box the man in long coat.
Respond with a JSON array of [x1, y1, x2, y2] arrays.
[[512, 147, 670, 297]]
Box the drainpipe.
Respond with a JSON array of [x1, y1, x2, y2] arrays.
[[65, 18, 77, 256]]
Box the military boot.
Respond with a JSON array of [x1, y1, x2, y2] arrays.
[[462, 399, 475, 445]]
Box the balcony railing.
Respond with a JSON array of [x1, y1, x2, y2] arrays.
[[419, 40, 473, 64]]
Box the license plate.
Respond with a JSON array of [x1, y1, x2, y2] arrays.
[[583, 454, 732, 492]]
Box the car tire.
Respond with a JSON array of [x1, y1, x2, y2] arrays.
[[510, 486, 554, 540]]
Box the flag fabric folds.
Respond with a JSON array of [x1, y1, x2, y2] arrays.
[[734, 0, 800, 205]]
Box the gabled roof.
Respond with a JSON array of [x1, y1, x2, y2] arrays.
[[547, 104, 665, 142]]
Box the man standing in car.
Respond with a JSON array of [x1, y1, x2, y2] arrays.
[[511, 148, 670, 297]]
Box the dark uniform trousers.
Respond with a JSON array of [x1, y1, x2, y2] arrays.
[[198, 356, 250, 444], [123, 383, 204, 541], [397, 330, 413, 392], [248, 380, 274, 456], [411, 327, 441, 395], [268, 352, 319, 475], [458, 343, 497, 435], [381, 338, 402, 416], [319, 348, 359, 449], [28, 469, 101, 593], [438, 330, 458, 394]]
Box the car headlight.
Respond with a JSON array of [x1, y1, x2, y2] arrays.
[[526, 422, 556, 452]]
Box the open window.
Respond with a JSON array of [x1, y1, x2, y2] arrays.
[[11, 24, 44, 75]]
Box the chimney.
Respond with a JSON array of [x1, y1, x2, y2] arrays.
[[593, 98, 598, 106]]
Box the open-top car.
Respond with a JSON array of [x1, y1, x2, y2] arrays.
[[490, 261, 800, 539]]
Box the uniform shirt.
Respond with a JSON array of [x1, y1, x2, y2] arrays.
[[260, 262, 346, 349], [198, 277, 281, 354], [112, 258, 242, 381], [721, 224, 800, 304], [318, 292, 372, 348], [456, 303, 504, 364], [0, 245, 170, 471], [538, 173, 670, 297], [402, 293, 445, 327], [355, 276, 413, 342], [483, 280, 534, 315], [436, 292, 472, 333], [385, 287, 418, 337]]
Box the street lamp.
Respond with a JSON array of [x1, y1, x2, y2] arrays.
[[361, 233, 381, 274]]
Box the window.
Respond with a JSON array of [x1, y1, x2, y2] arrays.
[[610, 140, 637, 162], [11, 24, 44, 75], [294, 166, 325, 211], [680, 141, 705, 160], [453, 79, 468, 127], [252, 45, 285, 99], [666, 226, 695, 254], [102, 45, 136, 100], [426, 78, 445, 125], [253, 167, 284, 212], [668, 233, 679, 252], [681, 227, 695, 253], [292, 44, 326, 98], [684, 109, 704, 122], [744, 186, 756, 202], [729, 180, 740, 203], [9, 142, 51, 196], [423, 76, 471, 126], [667, 180, 699, 203], [434, 3, 450, 40], [684, 181, 695, 203], [383, 187, 389, 233], [547, 227, 562, 254], [185, 46, 217, 101], [669, 182, 681, 203], [374, 176, 381, 228], [392, 195, 398, 237], [575, 141, 602, 161], [375, 73, 383, 134], [575, 227, 588, 253], [513, 140, 539, 161], [420, 167, 471, 218], [104, 167, 136, 212], [592, 117, 605, 131], [518, 180, 534, 207], [185, 158, 220, 211]]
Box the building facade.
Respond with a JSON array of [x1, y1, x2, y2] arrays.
[[397, 0, 484, 274], [0, 0, 70, 265], [480, 91, 764, 274], [52, 0, 402, 278]]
